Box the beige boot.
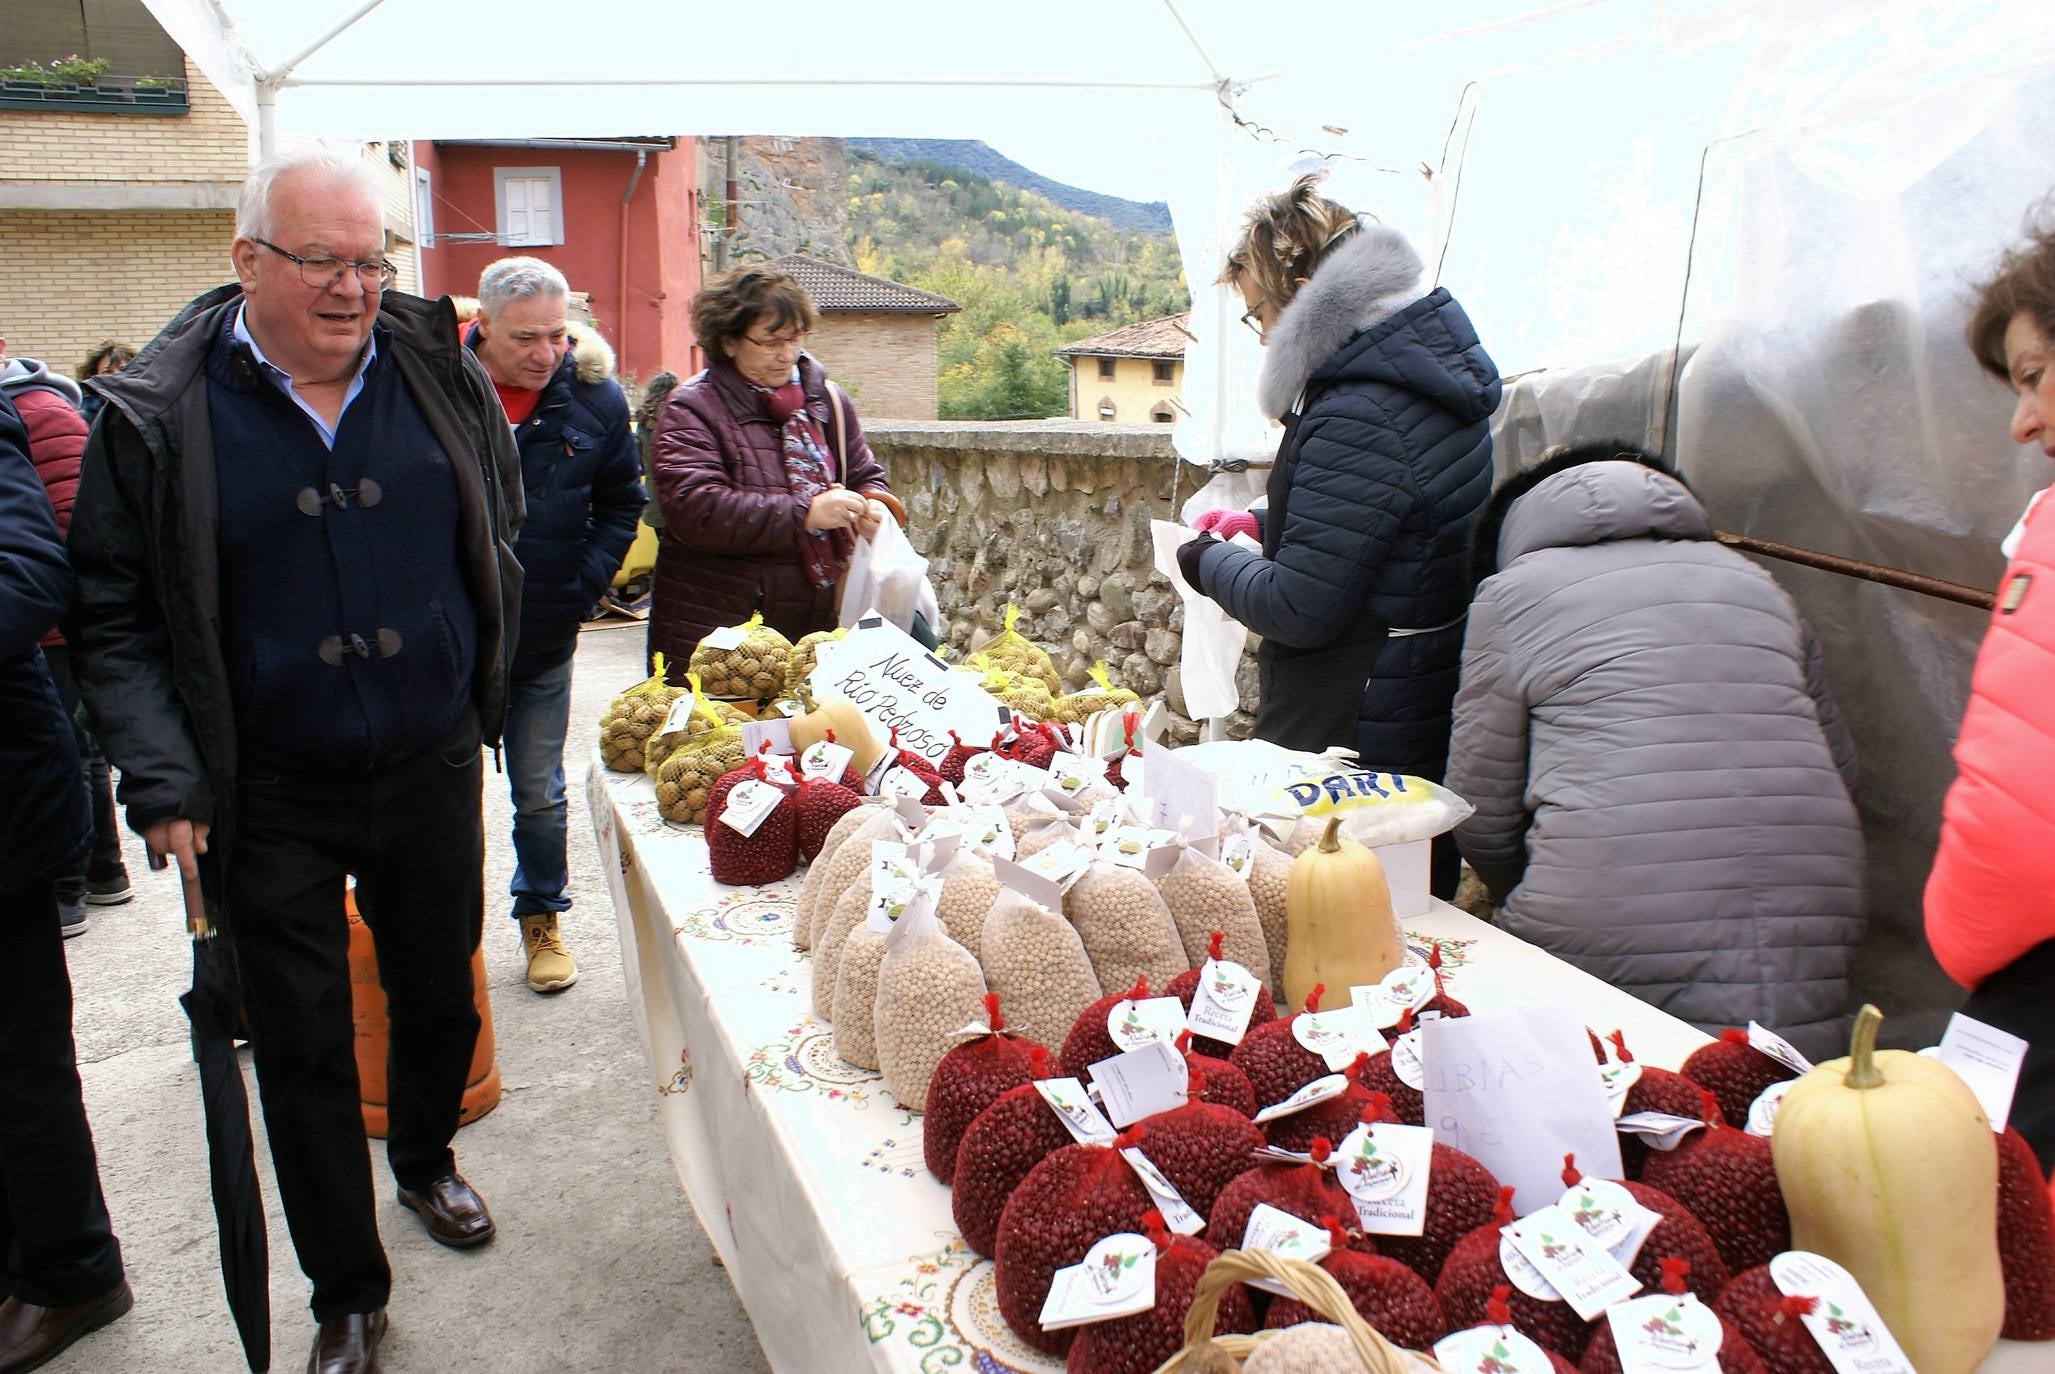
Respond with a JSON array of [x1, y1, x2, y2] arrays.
[[520, 914, 578, 993]]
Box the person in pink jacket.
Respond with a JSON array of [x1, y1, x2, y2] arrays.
[[1926, 218, 2055, 1172]]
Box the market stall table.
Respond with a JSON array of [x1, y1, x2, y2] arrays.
[[588, 759, 2044, 1374]]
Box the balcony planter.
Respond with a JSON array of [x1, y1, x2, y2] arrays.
[[0, 76, 187, 115]]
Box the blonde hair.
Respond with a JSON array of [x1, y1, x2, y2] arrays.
[[1217, 174, 1364, 312]]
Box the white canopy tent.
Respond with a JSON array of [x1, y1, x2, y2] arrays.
[[146, 0, 2055, 996]]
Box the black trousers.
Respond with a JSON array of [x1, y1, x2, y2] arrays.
[[228, 713, 484, 1321], [0, 883, 124, 1307], [1959, 937, 2055, 1174], [40, 647, 125, 899]]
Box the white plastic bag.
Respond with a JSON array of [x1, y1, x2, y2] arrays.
[[1150, 519, 1247, 722], [838, 516, 940, 635]]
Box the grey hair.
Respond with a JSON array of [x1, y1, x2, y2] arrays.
[[477, 257, 569, 318], [236, 146, 386, 241]]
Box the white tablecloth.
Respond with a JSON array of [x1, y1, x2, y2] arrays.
[[588, 757, 2042, 1374]]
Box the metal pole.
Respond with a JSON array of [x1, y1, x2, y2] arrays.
[[255, 77, 276, 159], [1714, 530, 1995, 611]]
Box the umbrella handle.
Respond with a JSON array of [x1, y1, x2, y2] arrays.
[[180, 870, 212, 940]]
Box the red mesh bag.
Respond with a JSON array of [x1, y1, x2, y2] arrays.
[[923, 993, 1046, 1183]]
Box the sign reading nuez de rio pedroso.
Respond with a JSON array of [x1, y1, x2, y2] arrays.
[[807, 616, 1010, 767]]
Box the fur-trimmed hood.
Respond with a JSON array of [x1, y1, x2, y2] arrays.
[[1468, 447, 1711, 586], [1258, 224, 1444, 420], [569, 329, 614, 385]]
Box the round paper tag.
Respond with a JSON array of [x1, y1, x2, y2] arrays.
[[1432, 1325, 1560, 1374], [1106, 997, 1186, 1052], [1080, 1233, 1154, 1307], [1745, 1079, 1792, 1138], [1598, 1060, 1644, 1119], [1619, 1294, 1724, 1371], [1499, 1234, 1564, 1302], [1293, 1008, 1360, 1061], [1560, 1177, 1642, 1253], [1388, 1029, 1426, 1090], [1336, 1124, 1412, 1202], [1363, 964, 1436, 1028]]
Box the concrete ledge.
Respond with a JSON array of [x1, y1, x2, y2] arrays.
[[864, 417, 1187, 461], [0, 180, 240, 212]]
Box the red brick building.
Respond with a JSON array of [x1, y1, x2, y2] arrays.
[[416, 137, 701, 385]]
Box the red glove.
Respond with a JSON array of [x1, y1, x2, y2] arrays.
[[1192, 509, 1258, 542]]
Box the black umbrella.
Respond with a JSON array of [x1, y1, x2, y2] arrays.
[[172, 860, 271, 1372]]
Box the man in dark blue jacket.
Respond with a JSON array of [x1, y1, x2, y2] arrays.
[[0, 390, 132, 1372], [469, 257, 643, 993]]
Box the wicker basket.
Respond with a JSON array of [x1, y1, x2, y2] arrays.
[[1149, 1249, 1447, 1374]]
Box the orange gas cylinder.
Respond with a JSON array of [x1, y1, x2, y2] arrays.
[[345, 888, 501, 1139]]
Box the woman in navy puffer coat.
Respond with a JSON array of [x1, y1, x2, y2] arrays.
[[1180, 178, 1500, 894]]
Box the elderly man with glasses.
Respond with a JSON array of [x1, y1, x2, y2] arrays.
[[66, 147, 524, 1374]]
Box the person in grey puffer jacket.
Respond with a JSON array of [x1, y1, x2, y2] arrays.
[[1446, 445, 1865, 1057]]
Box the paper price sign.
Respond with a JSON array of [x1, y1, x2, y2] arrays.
[[717, 780, 783, 837], [1035, 1078, 1117, 1146], [1105, 996, 1188, 1054], [1335, 1121, 1434, 1236], [1604, 1292, 1723, 1374], [1352, 965, 1436, 1028], [1239, 1205, 1333, 1297], [1503, 1204, 1642, 1320], [1186, 958, 1262, 1045], [810, 617, 1010, 767], [1039, 1233, 1156, 1331]]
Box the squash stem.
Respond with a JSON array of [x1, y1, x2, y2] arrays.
[[1318, 816, 1344, 853], [1844, 1002, 1885, 1090]]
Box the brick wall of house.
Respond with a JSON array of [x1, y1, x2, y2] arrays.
[[0, 210, 230, 374], [807, 313, 940, 420], [0, 58, 245, 184]]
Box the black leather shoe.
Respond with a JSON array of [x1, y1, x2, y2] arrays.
[[0, 1280, 133, 1374], [396, 1173, 495, 1249], [307, 1309, 385, 1374]]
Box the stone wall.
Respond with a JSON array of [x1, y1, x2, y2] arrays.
[[863, 420, 1256, 744]]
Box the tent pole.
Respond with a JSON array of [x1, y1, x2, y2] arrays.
[[256, 77, 276, 160], [265, 0, 390, 83]]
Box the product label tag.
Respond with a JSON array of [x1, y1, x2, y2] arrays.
[[1560, 1176, 1663, 1270], [1098, 824, 1171, 871], [1217, 830, 1257, 882], [1240, 1204, 1333, 1297], [1503, 1204, 1643, 1320], [1747, 1021, 1815, 1077], [1038, 1232, 1157, 1331], [659, 695, 699, 738], [1768, 1252, 1916, 1374], [1251, 1073, 1352, 1124], [1615, 1113, 1708, 1152], [1744, 1081, 1793, 1138], [1598, 1060, 1645, 1119], [1335, 1121, 1435, 1236], [717, 779, 783, 837], [1433, 1325, 1561, 1374], [1018, 841, 1094, 894], [1292, 1003, 1388, 1071], [1046, 751, 1101, 799], [1083, 796, 1124, 841], [1186, 958, 1262, 1045], [879, 766, 933, 801], [700, 623, 748, 651], [1927, 1011, 2028, 1131], [961, 804, 1015, 860], [1088, 1039, 1189, 1128], [1035, 1077, 1118, 1146], [864, 844, 925, 933], [1388, 1026, 1426, 1089], [1106, 996, 1190, 1054], [798, 739, 854, 782], [958, 751, 1031, 804], [1118, 1147, 1205, 1234], [1353, 965, 1437, 1029], [1605, 1292, 1723, 1373], [1498, 1232, 1566, 1303]]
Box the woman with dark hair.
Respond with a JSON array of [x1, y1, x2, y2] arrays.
[[1446, 444, 1864, 1055], [1925, 216, 2055, 1169], [646, 268, 899, 677], [1176, 175, 1499, 896], [73, 341, 133, 426]]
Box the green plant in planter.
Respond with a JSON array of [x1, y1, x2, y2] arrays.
[[133, 74, 184, 91], [0, 55, 111, 87]]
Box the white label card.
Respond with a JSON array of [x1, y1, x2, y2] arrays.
[[1186, 958, 1263, 1046], [700, 623, 748, 651], [1084, 797, 1124, 841], [1293, 1003, 1388, 1071], [1616, 1113, 1707, 1152], [1240, 1205, 1333, 1297], [865, 873, 935, 935], [1099, 824, 1177, 874], [1019, 841, 1095, 893], [1035, 1078, 1118, 1146], [1503, 1204, 1643, 1320], [1745, 1081, 1792, 1138], [1747, 1021, 1815, 1077], [740, 718, 794, 758], [1559, 1177, 1662, 1270], [1929, 1012, 2028, 1131], [1253, 1073, 1353, 1124], [880, 767, 933, 801], [1598, 1060, 1644, 1119], [1140, 744, 1220, 841], [1119, 1147, 1205, 1234], [1433, 1326, 1561, 1374], [1605, 1292, 1723, 1374], [660, 695, 699, 737], [1335, 1121, 1435, 1236], [799, 739, 854, 782], [1088, 1039, 1189, 1128], [1106, 996, 1189, 1054], [1046, 751, 1101, 798], [1038, 1233, 1157, 1331], [960, 804, 1016, 860], [1769, 1252, 1917, 1374], [1217, 830, 1256, 881], [1388, 1028, 1426, 1090], [1353, 965, 1437, 1029], [717, 779, 783, 837]]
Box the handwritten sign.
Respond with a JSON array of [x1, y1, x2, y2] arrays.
[[808, 617, 1010, 767]]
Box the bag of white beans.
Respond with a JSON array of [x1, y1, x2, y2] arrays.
[[874, 892, 988, 1109], [978, 887, 1103, 1050]]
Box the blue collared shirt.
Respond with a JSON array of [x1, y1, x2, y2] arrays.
[[232, 301, 378, 450]]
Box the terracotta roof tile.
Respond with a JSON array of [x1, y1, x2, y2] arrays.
[[1053, 313, 1192, 360], [766, 254, 960, 315]]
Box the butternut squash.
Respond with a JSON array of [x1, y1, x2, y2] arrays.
[[787, 685, 887, 775], [1281, 816, 1400, 1012], [1770, 1003, 2003, 1374]]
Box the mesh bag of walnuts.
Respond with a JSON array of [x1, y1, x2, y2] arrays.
[[651, 709, 746, 826], [972, 659, 1055, 723], [1052, 660, 1141, 726], [688, 610, 793, 702], [642, 672, 750, 781], [874, 893, 988, 1109], [785, 625, 848, 697], [970, 603, 1060, 694], [598, 653, 688, 773]]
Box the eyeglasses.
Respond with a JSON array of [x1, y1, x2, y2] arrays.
[[743, 330, 809, 351], [1239, 299, 1269, 339], [252, 237, 396, 291]]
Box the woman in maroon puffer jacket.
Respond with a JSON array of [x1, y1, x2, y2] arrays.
[[647, 268, 900, 680]]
